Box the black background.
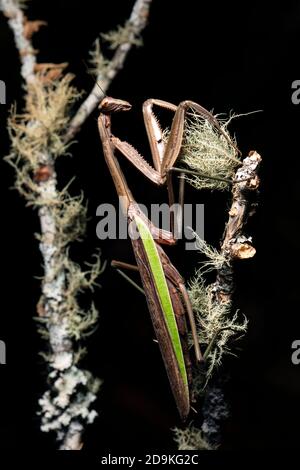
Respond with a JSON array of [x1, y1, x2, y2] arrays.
[[0, 0, 299, 452]]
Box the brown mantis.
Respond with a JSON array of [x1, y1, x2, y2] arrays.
[[97, 96, 237, 420]]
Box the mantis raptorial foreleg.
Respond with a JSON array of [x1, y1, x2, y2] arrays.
[[110, 96, 240, 182], [107, 97, 235, 241]]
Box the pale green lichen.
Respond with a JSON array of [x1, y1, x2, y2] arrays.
[[173, 425, 213, 450], [189, 272, 247, 382], [36, 252, 104, 342], [89, 21, 142, 78], [6, 74, 81, 205], [52, 193, 87, 246], [101, 21, 143, 50], [193, 232, 228, 273], [8, 74, 79, 163], [180, 111, 241, 191], [88, 38, 111, 78], [62, 256, 104, 340]]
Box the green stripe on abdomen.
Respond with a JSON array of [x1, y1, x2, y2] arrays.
[[134, 215, 188, 391]]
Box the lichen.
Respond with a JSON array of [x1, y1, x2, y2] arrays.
[[101, 20, 143, 50], [6, 74, 81, 205], [88, 38, 111, 79], [8, 73, 79, 163], [193, 232, 228, 273], [39, 366, 101, 435], [180, 111, 240, 190], [89, 20, 143, 78], [173, 425, 212, 450], [189, 271, 247, 383]]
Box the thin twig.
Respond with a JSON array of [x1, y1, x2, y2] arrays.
[[64, 0, 153, 142], [213, 150, 262, 304], [201, 150, 261, 447]]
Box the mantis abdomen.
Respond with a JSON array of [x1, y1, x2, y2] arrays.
[[131, 214, 191, 420]]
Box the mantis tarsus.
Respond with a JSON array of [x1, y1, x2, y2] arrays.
[[97, 96, 237, 420]]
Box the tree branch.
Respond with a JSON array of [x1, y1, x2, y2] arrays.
[[201, 150, 261, 447], [64, 0, 152, 142], [213, 150, 262, 304], [1, 0, 103, 451], [0, 0, 153, 450]]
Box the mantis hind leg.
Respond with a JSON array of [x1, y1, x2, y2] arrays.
[[112, 253, 203, 363], [111, 260, 144, 295], [178, 282, 203, 362], [111, 260, 139, 271]]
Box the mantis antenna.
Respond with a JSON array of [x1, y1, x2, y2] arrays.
[[82, 59, 107, 99]]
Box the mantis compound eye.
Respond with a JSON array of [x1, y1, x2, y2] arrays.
[[99, 96, 132, 114]]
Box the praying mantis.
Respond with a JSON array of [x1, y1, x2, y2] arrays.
[[97, 96, 237, 420]]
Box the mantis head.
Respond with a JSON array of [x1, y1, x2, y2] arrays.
[[99, 97, 132, 114]]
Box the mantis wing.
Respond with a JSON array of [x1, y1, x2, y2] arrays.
[[133, 214, 189, 418]]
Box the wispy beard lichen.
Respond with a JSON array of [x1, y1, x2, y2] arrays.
[[180, 111, 240, 190]]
